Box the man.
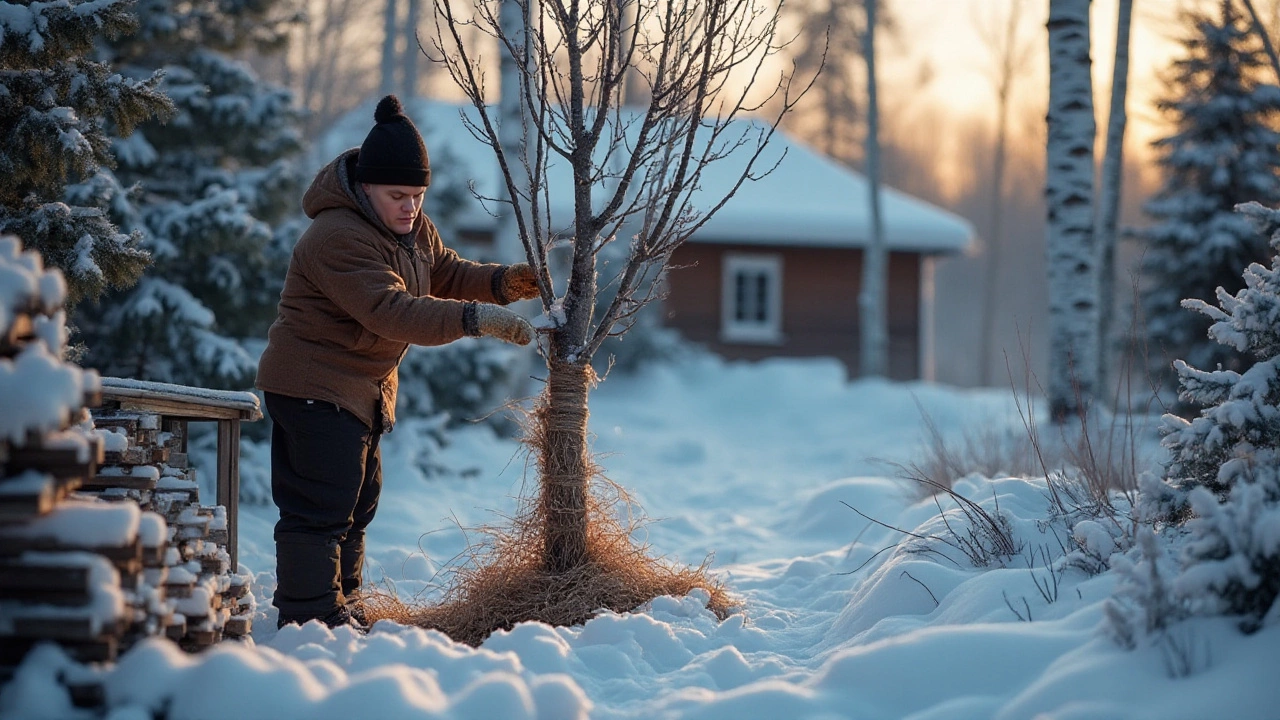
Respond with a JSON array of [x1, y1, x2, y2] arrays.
[[256, 95, 538, 629]]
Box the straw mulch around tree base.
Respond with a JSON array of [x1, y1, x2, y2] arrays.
[[357, 481, 736, 647]]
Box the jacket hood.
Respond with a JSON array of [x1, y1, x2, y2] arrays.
[[304, 148, 420, 244], [303, 148, 363, 219]]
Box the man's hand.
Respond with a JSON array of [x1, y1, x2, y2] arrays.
[[498, 263, 540, 302], [465, 302, 534, 345]]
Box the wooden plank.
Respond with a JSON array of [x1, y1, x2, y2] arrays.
[[114, 397, 245, 421], [0, 485, 55, 523], [99, 379, 262, 421], [102, 447, 149, 465], [6, 439, 102, 478], [82, 472, 158, 491], [217, 419, 240, 571], [223, 616, 251, 637], [2, 313, 35, 356], [10, 616, 115, 642], [0, 536, 142, 570]]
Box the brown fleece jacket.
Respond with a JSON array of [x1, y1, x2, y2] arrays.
[[256, 148, 506, 432]]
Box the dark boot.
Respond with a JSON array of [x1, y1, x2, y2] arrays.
[[274, 531, 342, 625]]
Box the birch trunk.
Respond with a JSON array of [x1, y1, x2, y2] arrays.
[[1045, 0, 1098, 421], [1096, 0, 1133, 401], [382, 0, 399, 95], [859, 0, 887, 378]]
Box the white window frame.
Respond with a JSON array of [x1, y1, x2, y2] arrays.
[[721, 252, 783, 344]]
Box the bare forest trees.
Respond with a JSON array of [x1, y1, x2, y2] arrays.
[[1045, 0, 1099, 421], [973, 0, 1035, 387], [402, 0, 803, 635], [1096, 0, 1133, 398], [783, 0, 864, 163]]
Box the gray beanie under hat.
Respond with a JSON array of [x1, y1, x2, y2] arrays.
[[354, 95, 431, 187]]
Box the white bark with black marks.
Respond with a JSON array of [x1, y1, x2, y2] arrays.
[[1045, 0, 1098, 421]]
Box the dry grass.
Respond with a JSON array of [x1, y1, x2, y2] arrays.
[[358, 480, 733, 646]]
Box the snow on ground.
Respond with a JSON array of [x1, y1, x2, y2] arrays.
[[4, 354, 1279, 719]]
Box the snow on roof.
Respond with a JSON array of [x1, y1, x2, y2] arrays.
[[313, 98, 974, 255]]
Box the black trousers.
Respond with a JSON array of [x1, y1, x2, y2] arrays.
[[265, 392, 382, 620]]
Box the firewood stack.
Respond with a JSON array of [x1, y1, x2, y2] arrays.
[[0, 236, 251, 676], [85, 406, 254, 649]]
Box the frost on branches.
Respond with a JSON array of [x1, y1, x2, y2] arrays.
[[0, 0, 171, 306], [1144, 200, 1280, 632]]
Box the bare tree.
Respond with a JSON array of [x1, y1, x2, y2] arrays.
[[973, 0, 1035, 387], [1241, 0, 1280, 80], [404, 0, 423, 97], [1046, 0, 1098, 422], [383, 0, 400, 94], [783, 0, 864, 162], [432, 0, 803, 573], [1096, 0, 1133, 400], [859, 0, 886, 377]]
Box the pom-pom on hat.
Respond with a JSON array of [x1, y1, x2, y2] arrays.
[[354, 95, 431, 187]]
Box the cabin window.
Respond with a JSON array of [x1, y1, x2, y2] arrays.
[[721, 253, 783, 344]]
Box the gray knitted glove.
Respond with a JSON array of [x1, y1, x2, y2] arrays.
[[463, 302, 534, 345]]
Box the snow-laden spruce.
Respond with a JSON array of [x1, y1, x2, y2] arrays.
[[1139, 1, 1280, 390], [1142, 200, 1280, 633], [0, 0, 171, 307], [73, 0, 304, 388]]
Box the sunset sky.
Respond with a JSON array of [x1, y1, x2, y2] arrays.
[[877, 0, 1222, 193]]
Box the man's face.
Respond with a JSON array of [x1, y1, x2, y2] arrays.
[[362, 183, 426, 235]]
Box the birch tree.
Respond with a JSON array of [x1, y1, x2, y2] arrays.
[[1045, 0, 1098, 421], [1095, 0, 1133, 400], [432, 0, 800, 577], [859, 0, 886, 377]]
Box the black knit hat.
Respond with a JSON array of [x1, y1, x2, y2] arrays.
[[354, 95, 431, 187]]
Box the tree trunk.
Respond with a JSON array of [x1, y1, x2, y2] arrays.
[[1096, 0, 1133, 402], [859, 0, 887, 377], [538, 356, 593, 573], [1242, 0, 1280, 82], [403, 0, 421, 97], [1045, 0, 1098, 422], [978, 1, 1024, 387], [382, 0, 399, 95]]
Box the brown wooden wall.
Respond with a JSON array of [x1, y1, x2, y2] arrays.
[[664, 243, 922, 380]]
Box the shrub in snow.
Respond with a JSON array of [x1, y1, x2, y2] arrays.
[[0, 0, 170, 307], [1138, 1, 1280, 391], [1142, 200, 1280, 633], [74, 1, 304, 389], [1105, 528, 1186, 649]]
